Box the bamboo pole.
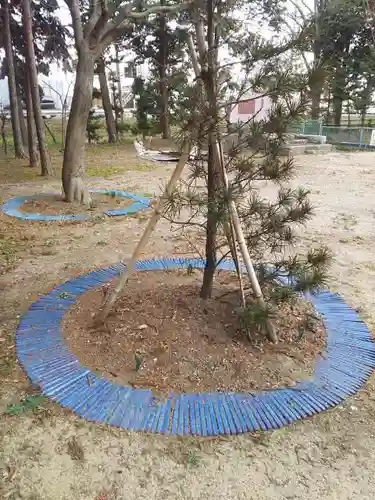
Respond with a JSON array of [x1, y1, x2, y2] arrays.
[[96, 142, 191, 323]]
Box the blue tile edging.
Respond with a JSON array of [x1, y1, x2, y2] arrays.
[[16, 257, 375, 435], [2, 190, 151, 221]]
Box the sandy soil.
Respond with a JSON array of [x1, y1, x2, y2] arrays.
[[1, 150, 375, 499]]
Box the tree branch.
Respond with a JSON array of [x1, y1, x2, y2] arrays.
[[187, 33, 201, 76], [99, 1, 191, 46], [64, 0, 85, 49], [84, 0, 108, 39]]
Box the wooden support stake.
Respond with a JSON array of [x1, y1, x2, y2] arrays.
[[96, 142, 191, 322]]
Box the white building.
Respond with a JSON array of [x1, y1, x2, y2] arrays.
[[229, 92, 272, 124], [93, 57, 149, 117]]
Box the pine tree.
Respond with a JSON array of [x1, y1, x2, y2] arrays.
[[162, 0, 331, 341], [97, 0, 331, 344]]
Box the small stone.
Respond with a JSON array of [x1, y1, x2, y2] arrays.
[[138, 324, 148, 330]]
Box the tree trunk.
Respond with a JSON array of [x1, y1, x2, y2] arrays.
[[333, 95, 343, 126], [361, 109, 366, 127], [98, 58, 117, 143], [158, 3, 170, 139], [311, 79, 323, 120], [17, 86, 28, 147], [25, 70, 38, 169], [1, 115, 8, 155], [62, 51, 95, 203], [115, 45, 123, 121], [22, 0, 53, 176], [200, 5, 220, 300], [311, 0, 322, 119], [3, 0, 27, 159], [200, 143, 219, 299]]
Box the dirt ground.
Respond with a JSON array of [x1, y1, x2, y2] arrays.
[[21, 193, 134, 216], [1, 147, 375, 499], [63, 270, 325, 394]]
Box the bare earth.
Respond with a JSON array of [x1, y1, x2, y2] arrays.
[[1, 150, 375, 499], [63, 270, 325, 394]]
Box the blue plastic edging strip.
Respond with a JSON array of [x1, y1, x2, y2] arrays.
[[15, 257, 375, 436], [2, 190, 150, 222]]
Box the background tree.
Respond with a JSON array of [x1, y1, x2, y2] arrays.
[[86, 109, 102, 143], [1, 0, 69, 167], [24, 66, 38, 168], [1, 0, 27, 159], [130, 10, 188, 138], [22, 0, 53, 176], [61, 0, 188, 204], [96, 57, 117, 143]]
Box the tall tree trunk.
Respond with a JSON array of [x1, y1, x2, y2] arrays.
[[17, 85, 28, 147], [24, 70, 38, 168], [346, 101, 351, 127], [98, 58, 116, 143], [62, 52, 95, 203], [115, 45, 123, 121], [311, 0, 322, 119], [22, 0, 53, 176], [200, 144, 219, 299], [333, 92, 343, 126], [158, 1, 170, 139], [332, 67, 344, 127], [200, 1, 220, 299], [1, 115, 8, 155], [3, 0, 27, 158], [311, 70, 324, 120]]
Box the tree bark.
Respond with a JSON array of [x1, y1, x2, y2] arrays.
[[1, 115, 8, 155], [98, 58, 117, 143], [3, 0, 27, 159], [17, 85, 28, 147], [192, 11, 278, 341], [158, 2, 170, 139], [62, 51, 95, 203], [22, 0, 53, 176], [333, 90, 343, 126], [199, 5, 220, 299], [200, 143, 219, 299], [115, 45, 124, 121], [311, 73, 324, 120], [24, 70, 38, 168], [311, 0, 322, 119]]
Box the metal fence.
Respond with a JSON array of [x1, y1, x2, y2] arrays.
[[321, 126, 374, 147], [288, 119, 323, 136], [288, 119, 375, 148]]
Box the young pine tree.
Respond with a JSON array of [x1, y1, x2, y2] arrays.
[[164, 0, 331, 342]]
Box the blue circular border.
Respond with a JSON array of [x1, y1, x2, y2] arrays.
[[16, 257, 375, 435], [2, 190, 150, 221]]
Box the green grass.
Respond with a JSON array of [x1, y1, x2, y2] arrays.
[[186, 451, 200, 467], [6, 395, 47, 416], [0, 237, 18, 266], [0, 140, 158, 184]]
